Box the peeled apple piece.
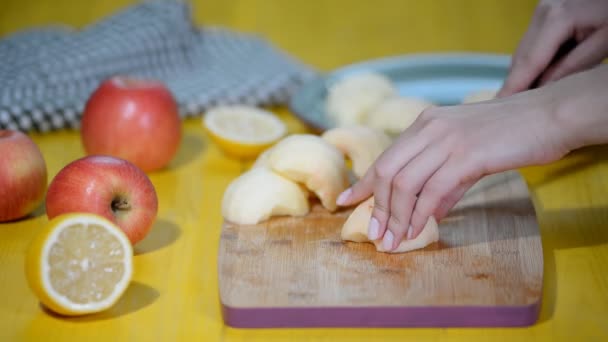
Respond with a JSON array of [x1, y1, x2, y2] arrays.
[[251, 147, 273, 169], [221, 167, 309, 225], [366, 96, 433, 136], [341, 197, 376, 243], [341, 197, 439, 253], [326, 72, 397, 126], [322, 125, 392, 179], [462, 89, 498, 104], [251, 146, 312, 198], [268, 134, 349, 212]]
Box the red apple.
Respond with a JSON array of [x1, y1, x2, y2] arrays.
[[80, 76, 182, 172], [0, 130, 47, 222], [45, 155, 158, 245]]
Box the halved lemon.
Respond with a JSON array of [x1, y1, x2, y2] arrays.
[[25, 213, 133, 316], [203, 105, 287, 159]]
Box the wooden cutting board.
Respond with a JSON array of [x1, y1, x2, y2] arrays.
[[218, 170, 543, 328]]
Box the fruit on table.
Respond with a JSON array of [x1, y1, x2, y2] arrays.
[[461, 89, 498, 104], [250, 147, 274, 169], [322, 125, 392, 179], [366, 96, 433, 136], [222, 167, 309, 225], [203, 105, 286, 159], [267, 134, 349, 212], [45, 155, 158, 245], [326, 72, 397, 126], [341, 197, 439, 253], [25, 213, 133, 316], [250, 147, 312, 197], [0, 130, 47, 222], [222, 131, 436, 254], [80, 76, 182, 172]]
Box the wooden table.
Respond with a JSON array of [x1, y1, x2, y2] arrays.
[[1, 1, 607, 340]]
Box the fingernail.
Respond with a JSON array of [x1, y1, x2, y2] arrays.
[[406, 226, 414, 240], [382, 230, 394, 251], [368, 217, 380, 240], [336, 188, 352, 206]]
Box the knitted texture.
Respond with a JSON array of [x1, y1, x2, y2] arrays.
[[0, 0, 315, 132]]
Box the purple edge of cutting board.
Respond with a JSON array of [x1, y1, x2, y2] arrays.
[[221, 299, 542, 328]]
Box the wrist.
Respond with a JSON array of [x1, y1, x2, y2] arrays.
[[547, 65, 608, 151]]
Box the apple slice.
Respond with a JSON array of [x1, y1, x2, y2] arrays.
[[251, 147, 274, 169], [366, 96, 433, 136], [326, 72, 397, 126], [267, 134, 349, 212], [462, 89, 498, 104], [341, 197, 439, 253], [222, 167, 309, 225], [322, 125, 392, 179]]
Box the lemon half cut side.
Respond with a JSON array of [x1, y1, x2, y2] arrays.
[[25, 213, 133, 316], [203, 105, 287, 159]]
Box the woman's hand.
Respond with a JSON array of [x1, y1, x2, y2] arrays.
[[498, 0, 608, 97], [336, 65, 608, 252]]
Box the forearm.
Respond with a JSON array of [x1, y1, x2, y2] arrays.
[[549, 64, 608, 151]]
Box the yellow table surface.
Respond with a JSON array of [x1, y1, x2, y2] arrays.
[[1, 1, 607, 341]]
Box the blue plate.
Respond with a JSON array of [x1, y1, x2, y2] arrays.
[[289, 53, 511, 132]]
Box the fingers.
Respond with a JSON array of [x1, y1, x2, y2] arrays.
[[365, 137, 430, 240], [497, 6, 545, 98], [383, 144, 448, 249], [335, 128, 430, 246], [336, 132, 419, 206], [366, 168, 393, 241], [539, 26, 608, 85], [336, 166, 374, 206], [498, 6, 574, 97], [336, 115, 435, 252], [336, 118, 430, 207], [409, 160, 481, 239], [434, 179, 477, 220]]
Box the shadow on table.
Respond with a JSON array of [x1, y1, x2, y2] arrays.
[[0, 202, 46, 224], [536, 206, 608, 324], [524, 144, 608, 187], [437, 201, 607, 325], [135, 218, 181, 255], [44, 281, 159, 322], [29, 202, 46, 220], [169, 133, 206, 170], [435, 197, 540, 249]]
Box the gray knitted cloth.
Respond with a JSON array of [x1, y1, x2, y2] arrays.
[[0, 0, 316, 132]]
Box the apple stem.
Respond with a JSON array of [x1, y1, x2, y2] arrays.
[[111, 198, 131, 212]]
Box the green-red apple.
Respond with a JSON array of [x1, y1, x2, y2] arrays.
[[0, 130, 47, 222], [80, 76, 182, 172], [45, 155, 158, 245]]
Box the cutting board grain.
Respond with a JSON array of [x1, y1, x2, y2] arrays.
[[218, 170, 543, 328]]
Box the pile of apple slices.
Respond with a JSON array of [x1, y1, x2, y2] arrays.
[[222, 133, 349, 224], [324, 72, 498, 137], [221, 125, 439, 254], [325, 72, 434, 136]]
